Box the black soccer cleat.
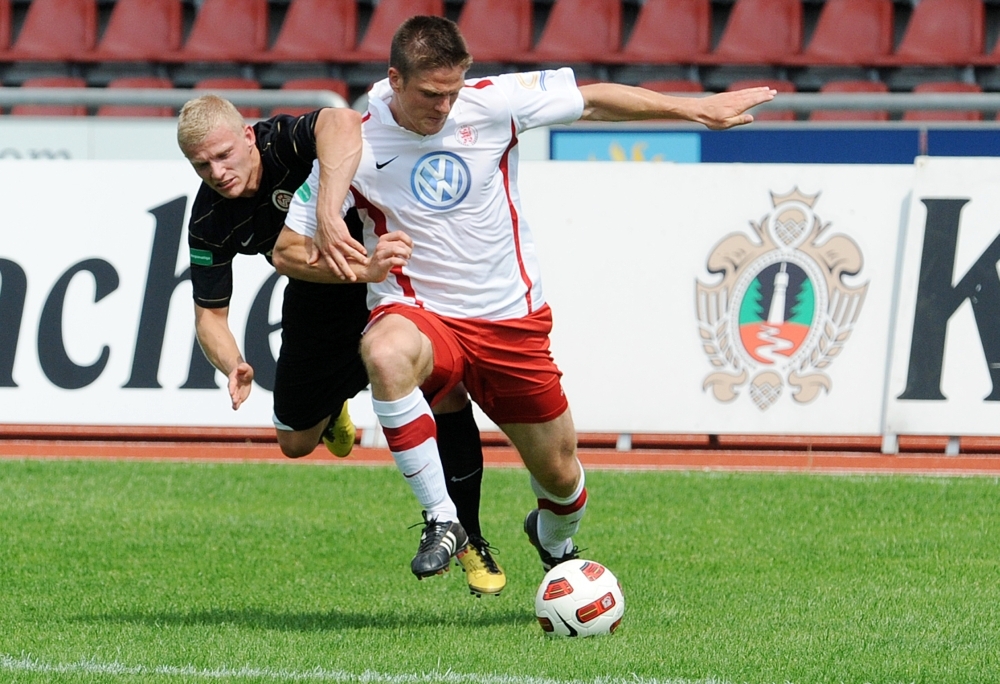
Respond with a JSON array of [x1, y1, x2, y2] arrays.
[[411, 512, 469, 579], [523, 508, 580, 572]]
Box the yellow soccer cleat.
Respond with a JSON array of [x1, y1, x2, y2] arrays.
[[456, 536, 506, 597], [322, 401, 355, 458]]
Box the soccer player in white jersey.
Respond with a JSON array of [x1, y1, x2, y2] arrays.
[[279, 16, 775, 578]]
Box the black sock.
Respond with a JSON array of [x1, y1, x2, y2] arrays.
[[435, 402, 484, 539]]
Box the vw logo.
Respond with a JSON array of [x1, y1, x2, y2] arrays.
[[410, 151, 471, 210]]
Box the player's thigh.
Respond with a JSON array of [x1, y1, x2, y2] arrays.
[[500, 408, 580, 495]]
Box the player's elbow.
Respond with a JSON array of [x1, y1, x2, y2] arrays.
[[271, 245, 294, 277]]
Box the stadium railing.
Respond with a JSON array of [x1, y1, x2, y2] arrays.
[[1, 88, 999, 117]]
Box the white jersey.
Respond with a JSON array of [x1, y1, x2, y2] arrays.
[[286, 68, 585, 320]]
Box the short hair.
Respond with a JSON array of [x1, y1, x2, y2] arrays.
[[177, 94, 245, 153], [389, 15, 473, 81]]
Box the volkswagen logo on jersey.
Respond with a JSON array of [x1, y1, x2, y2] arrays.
[[410, 151, 471, 210]]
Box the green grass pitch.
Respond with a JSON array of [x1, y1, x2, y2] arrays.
[[2, 458, 1000, 683]]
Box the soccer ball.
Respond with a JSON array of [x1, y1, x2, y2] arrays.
[[534, 559, 625, 637]]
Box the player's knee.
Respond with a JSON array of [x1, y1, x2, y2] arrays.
[[277, 434, 313, 459], [360, 333, 411, 385]]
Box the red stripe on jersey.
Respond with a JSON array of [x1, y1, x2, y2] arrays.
[[538, 487, 588, 516], [382, 414, 437, 452], [362, 112, 371, 122], [350, 188, 421, 305], [498, 118, 534, 312], [468, 79, 494, 89]]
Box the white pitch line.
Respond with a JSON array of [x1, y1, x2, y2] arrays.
[[0, 654, 732, 684]]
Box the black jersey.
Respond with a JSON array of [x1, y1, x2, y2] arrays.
[[187, 111, 322, 308]]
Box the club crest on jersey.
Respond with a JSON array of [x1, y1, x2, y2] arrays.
[[694, 188, 868, 411], [272, 189, 294, 212], [410, 151, 471, 210], [455, 125, 478, 146]]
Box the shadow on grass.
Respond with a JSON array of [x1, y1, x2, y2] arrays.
[[79, 605, 532, 632]]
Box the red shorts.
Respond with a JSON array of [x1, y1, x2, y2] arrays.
[[367, 303, 568, 425]]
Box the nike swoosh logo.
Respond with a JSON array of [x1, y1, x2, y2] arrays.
[[403, 464, 428, 479], [375, 156, 399, 170], [240, 234, 254, 247], [554, 609, 578, 637], [450, 467, 482, 483]]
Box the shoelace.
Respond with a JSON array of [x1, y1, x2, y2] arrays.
[[409, 516, 448, 553], [471, 538, 501, 574]]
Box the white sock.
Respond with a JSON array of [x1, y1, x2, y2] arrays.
[[531, 468, 587, 558], [372, 388, 457, 522]]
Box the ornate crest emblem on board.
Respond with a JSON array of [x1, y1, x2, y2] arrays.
[[695, 188, 868, 410]]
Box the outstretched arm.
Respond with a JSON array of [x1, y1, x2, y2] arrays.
[[310, 107, 368, 279], [194, 304, 254, 410], [578, 83, 776, 130], [273, 226, 412, 284]]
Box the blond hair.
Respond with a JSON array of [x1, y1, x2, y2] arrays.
[[177, 95, 245, 153]]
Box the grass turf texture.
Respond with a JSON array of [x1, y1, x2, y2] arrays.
[[1, 459, 999, 683]]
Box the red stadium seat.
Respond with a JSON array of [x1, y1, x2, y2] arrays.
[[271, 78, 350, 117], [262, 0, 356, 62], [87, 0, 181, 62], [5, 0, 97, 61], [889, 0, 984, 65], [347, 0, 444, 62], [457, 0, 533, 63], [611, 0, 711, 64], [11, 77, 87, 116], [97, 77, 174, 117], [728, 79, 797, 121], [793, 0, 893, 66], [528, 0, 621, 62], [194, 77, 262, 119], [810, 80, 890, 122], [707, 0, 802, 64], [172, 0, 268, 62], [0, 0, 11, 54], [903, 81, 983, 121]]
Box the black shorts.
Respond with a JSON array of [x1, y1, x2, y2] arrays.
[[272, 277, 371, 432]]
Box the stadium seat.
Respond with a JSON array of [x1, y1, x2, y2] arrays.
[[261, 0, 356, 62], [457, 0, 533, 63], [638, 79, 704, 93], [728, 79, 796, 120], [271, 78, 350, 117], [610, 0, 711, 64], [528, 0, 621, 63], [171, 0, 268, 62], [0, 0, 11, 54], [5, 0, 97, 61], [902, 81, 983, 121], [11, 77, 87, 116], [194, 77, 262, 119], [792, 0, 893, 66], [810, 80, 890, 121], [96, 77, 173, 117], [888, 0, 984, 65], [347, 0, 444, 62], [86, 0, 181, 62], [707, 0, 802, 64]]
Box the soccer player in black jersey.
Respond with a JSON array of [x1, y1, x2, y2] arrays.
[[177, 95, 505, 596]]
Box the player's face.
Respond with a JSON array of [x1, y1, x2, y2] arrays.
[[183, 123, 260, 199], [388, 65, 467, 136]]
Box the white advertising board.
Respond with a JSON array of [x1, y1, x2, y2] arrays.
[[520, 162, 913, 434], [1, 160, 913, 435], [0, 161, 280, 427], [885, 157, 1000, 436]]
